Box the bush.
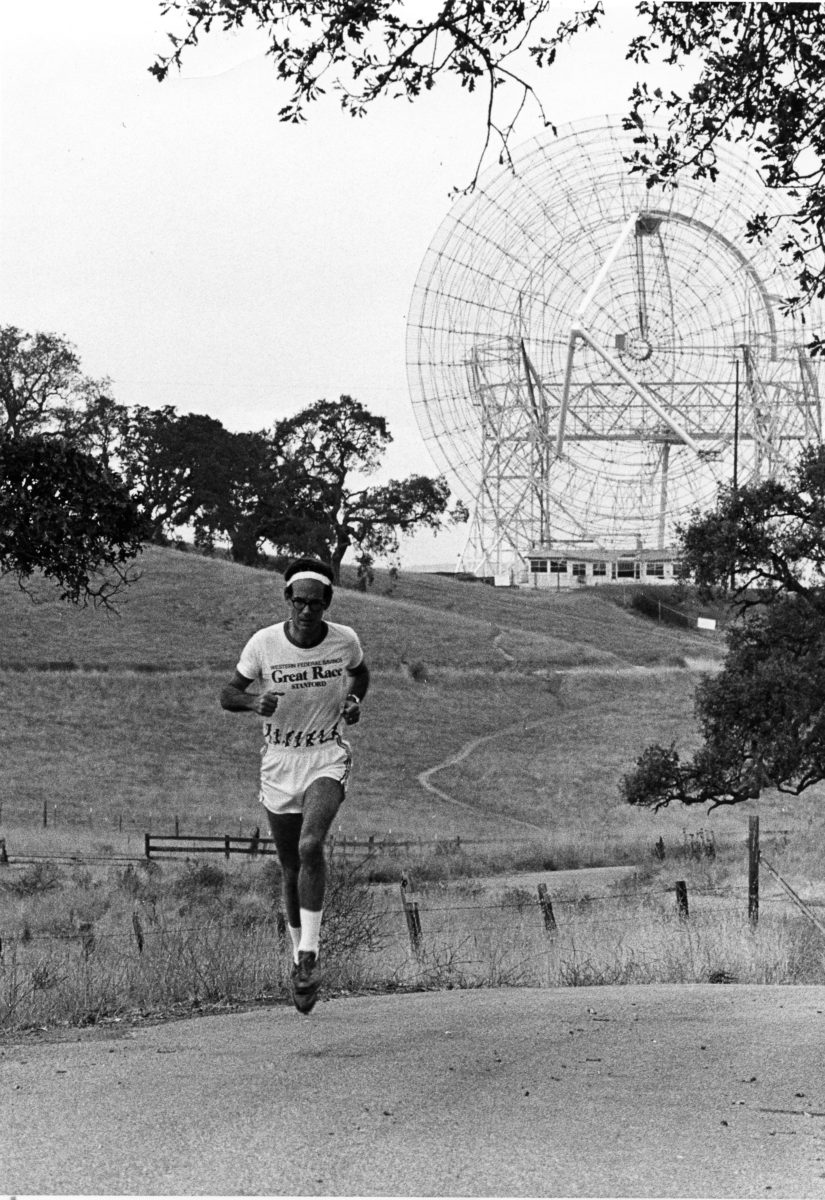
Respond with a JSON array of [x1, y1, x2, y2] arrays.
[[116, 862, 162, 903], [3, 862, 61, 897], [172, 861, 227, 900], [321, 864, 388, 968]]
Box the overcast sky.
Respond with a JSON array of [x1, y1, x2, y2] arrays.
[[0, 1, 682, 566]]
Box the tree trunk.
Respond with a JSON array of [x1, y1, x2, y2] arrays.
[[331, 535, 350, 584], [230, 521, 260, 566]]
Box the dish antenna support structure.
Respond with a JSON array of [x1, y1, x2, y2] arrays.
[[406, 118, 822, 574]]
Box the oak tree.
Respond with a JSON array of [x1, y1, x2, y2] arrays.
[[271, 395, 466, 579], [621, 445, 825, 810], [0, 328, 147, 605], [0, 432, 147, 606]]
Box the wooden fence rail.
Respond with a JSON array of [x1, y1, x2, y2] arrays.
[[143, 832, 531, 861]]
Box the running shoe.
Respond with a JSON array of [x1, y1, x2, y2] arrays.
[[293, 950, 321, 1014]]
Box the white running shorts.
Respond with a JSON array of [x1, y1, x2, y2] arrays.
[[259, 739, 352, 815]]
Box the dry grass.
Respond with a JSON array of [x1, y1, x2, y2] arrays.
[[0, 545, 721, 672], [3, 853, 824, 1033], [0, 665, 694, 834], [1, 544, 822, 1034]]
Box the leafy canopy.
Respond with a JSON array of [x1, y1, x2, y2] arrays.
[[0, 433, 148, 607], [0, 326, 147, 607], [624, 2, 825, 353], [152, 3, 825, 339], [272, 395, 466, 578], [150, 0, 603, 184], [621, 445, 825, 811]]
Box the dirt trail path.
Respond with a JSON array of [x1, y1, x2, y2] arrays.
[[416, 657, 721, 833], [417, 714, 559, 834]]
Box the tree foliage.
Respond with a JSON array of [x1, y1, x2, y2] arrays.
[[150, 0, 602, 184], [0, 327, 148, 606], [273, 395, 466, 578], [152, 3, 825, 333], [0, 433, 148, 606], [621, 444, 825, 810], [0, 325, 92, 439], [624, 2, 825, 353]]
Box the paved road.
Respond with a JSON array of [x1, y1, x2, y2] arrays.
[[3, 984, 825, 1197]]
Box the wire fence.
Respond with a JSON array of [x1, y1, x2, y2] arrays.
[[1, 817, 822, 963], [1, 873, 821, 954]]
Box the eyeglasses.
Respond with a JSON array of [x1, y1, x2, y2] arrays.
[[291, 596, 325, 613]]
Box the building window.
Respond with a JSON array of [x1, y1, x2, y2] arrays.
[[549, 559, 568, 574], [646, 561, 665, 578], [592, 561, 607, 577], [617, 559, 637, 578], [529, 558, 548, 573], [571, 561, 586, 578]]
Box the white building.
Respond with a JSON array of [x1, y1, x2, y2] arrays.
[[522, 543, 680, 589]]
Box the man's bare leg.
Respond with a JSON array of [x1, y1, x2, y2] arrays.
[[266, 811, 302, 959], [293, 777, 344, 1012], [296, 776, 344, 917]]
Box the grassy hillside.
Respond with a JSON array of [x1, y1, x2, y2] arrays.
[[0, 544, 757, 850], [4, 550, 824, 1036], [0, 545, 721, 672]]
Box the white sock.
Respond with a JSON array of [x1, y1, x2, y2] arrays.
[[298, 908, 323, 956], [288, 924, 301, 964]]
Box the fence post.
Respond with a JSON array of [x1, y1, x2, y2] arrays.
[[748, 814, 760, 925], [675, 880, 689, 920], [79, 921, 95, 958], [0, 837, 8, 866], [144, 833, 151, 860], [174, 815, 180, 838], [400, 871, 423, 954], [132, 911, 144, 955], [760, 855, 825, 939], [537, 882, 558, 933], [43, 799, 48, 829], [224, 834, 231, 860]]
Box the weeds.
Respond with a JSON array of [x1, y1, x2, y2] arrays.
[[3, 862, 61, 897]]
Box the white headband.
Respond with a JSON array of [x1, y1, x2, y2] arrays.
[[288, 571, 331, 586]]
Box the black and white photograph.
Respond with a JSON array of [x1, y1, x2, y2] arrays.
[[2, 2, 825, 1196]]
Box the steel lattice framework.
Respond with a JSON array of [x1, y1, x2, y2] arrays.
[[406, 118, 823, 573]]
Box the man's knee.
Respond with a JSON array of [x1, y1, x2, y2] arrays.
[[298, 829, 326, 866]]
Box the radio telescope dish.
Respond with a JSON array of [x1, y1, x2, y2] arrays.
[[406, 117, 822, 572]]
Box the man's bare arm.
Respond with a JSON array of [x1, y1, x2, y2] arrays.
[[221, 670, 281, 716], [342, 661, 370, 724]]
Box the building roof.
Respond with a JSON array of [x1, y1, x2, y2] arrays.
[[528, 544, 679, 563]]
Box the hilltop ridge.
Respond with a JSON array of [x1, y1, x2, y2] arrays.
[[0, 545, 721, 673]]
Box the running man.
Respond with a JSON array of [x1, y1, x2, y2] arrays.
[[220, 557, 370, 1013]]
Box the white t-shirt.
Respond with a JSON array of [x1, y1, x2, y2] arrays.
[[236, 620, 364, 752]]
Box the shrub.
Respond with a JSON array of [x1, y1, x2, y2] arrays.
[[172, 861, 227, 900], [321, 863, 388, 971], [3, 862, 61, 897], [116, 862, 162, 903]]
